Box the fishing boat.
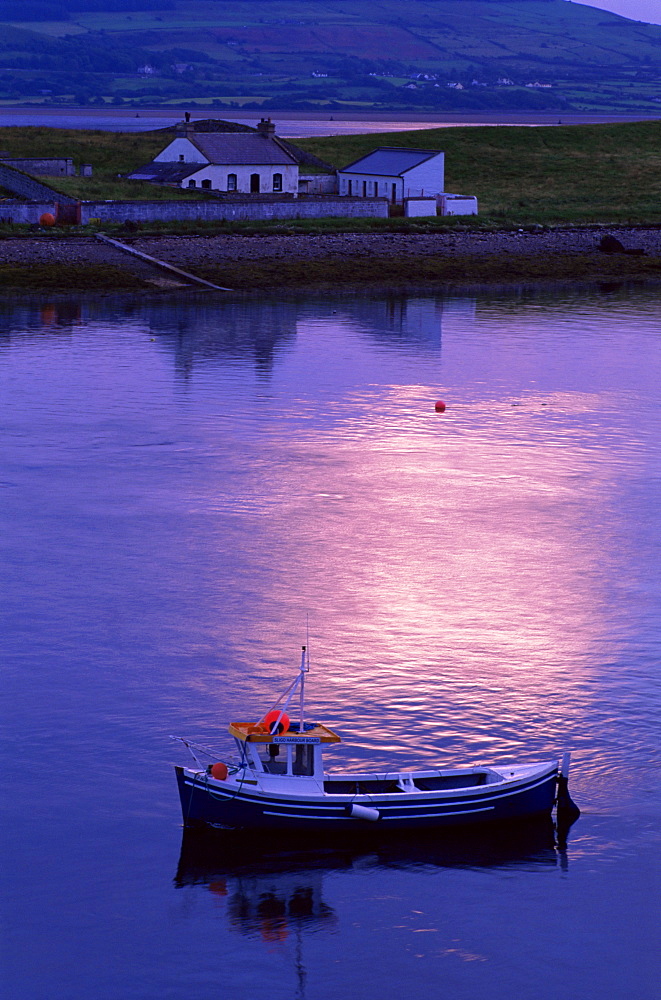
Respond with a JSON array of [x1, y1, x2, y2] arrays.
[[174, 647, 578, 834]]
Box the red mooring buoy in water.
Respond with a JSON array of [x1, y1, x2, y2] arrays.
[[435, 400, 446, 412]]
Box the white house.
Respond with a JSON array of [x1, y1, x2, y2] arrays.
[[337, 147, 445, 203], [128, 119, 299, 195]]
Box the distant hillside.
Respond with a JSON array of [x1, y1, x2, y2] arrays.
[[1, 0, 660, 112]]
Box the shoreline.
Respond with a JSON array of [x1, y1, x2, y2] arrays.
[[4, 107, 660, 124], [1, 227, 660, 293], [2, 108, 660, 138]]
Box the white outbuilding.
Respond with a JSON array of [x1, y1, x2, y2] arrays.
[[128, 119, 300, 195], [337, 147, 445, 203]]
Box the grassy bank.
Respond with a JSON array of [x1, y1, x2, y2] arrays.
[[0, 216, 560, 240], [0, 120, 660, 228]]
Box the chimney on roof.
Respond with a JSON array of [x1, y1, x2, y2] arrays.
[[257, 117, 276, 138], [175, 120, 195, 139]]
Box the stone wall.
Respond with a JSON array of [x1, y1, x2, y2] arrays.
[[0, 195, 388, 225], [0, 201, 57, 224], [80, 196, 388, 223]]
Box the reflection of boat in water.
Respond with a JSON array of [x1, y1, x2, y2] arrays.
[[175, 810, 576, 940], [174, 648, 579, 835], [176, 832, 338, 941], [174, 812, 576, 999], [175, 811, 574, 889]]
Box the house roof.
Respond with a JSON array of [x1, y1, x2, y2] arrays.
[[190, 133, 298, 166], [126, 162, 201, 183], [339, 147, 442, 176]]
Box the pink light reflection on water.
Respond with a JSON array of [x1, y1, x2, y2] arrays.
[[180, 300, 660, 788]]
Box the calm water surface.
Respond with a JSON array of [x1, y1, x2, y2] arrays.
[[2, 108, 658, 134], [1, 285, 660, 999]]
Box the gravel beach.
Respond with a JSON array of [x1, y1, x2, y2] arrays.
[[1, 225, 660, 291]]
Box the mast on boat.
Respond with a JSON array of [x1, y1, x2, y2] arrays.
[[259, 644, 310, 735], [299, 643, 310, 733]]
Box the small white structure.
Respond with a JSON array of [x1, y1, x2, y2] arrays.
[[404, 197, 438, 217], [337, 147, 445, 203], [129, 119, 299, 195], [440, 194, 478, 216]]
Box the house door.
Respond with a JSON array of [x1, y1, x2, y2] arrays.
[[391, 183, 397, 202], [250, 173, 260, 193]]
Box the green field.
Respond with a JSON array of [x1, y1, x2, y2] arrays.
[[301, 120, 661, 226], [1, 119, 660, 228], [1, 0, 660, 112]]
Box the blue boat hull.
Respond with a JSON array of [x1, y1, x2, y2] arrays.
[[175, 765, 559, 833]]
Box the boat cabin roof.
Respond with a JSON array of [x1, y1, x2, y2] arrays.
[[229, 722, 341, 744]]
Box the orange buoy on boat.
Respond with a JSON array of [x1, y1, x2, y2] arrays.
[[263, 710, 290, 734], [211, 762, 228, 781]]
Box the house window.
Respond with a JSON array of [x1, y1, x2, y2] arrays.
[[273, 172, 282, 192], [188, 179, 196, 188], [179, 154, 185, 162], [201, 179, 211, 189], [227, 174, 237, 191], [362, 180, 367, 197], [348, 179, 353, 196], [250, 173, 260, 193]]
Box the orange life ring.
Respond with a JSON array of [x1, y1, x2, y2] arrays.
[[263, 710, 290, 735]]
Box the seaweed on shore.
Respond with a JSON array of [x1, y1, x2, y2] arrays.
[[0, 264, 148, 291], [193, 253, 661, 292], [0, 252, 659, 294]]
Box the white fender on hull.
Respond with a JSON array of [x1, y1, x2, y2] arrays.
[[350, 803, 380, 822]]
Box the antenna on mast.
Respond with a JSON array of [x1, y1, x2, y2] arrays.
[[299, 615, 310, 733], [306, 614, 310, 669]]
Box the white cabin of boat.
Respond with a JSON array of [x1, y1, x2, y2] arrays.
[[228, 721, 340, 781], [226, 720, 511, 793]]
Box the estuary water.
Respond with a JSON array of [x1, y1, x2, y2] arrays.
[[2, 107, 658, 135], [1, 284, 660, 999]]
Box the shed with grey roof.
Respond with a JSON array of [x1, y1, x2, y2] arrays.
[[337, 147, 445, 203]]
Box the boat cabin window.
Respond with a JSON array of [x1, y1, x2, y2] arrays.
[[258, 743, 287, 774], [245, 741, 315, 776], [292, 744, 314, 776]]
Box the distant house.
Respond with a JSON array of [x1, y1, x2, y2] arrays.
[[128, 119, 300, 195], [337, 147, 445, 203]]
